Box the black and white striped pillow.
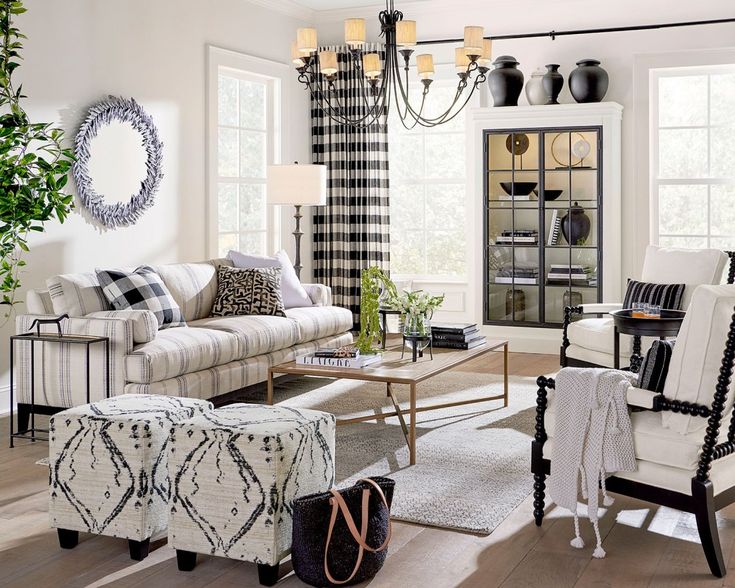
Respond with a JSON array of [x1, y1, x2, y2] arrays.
[[96, 266, 186, 329], [623, 279, 685, 310], [637, 339, 675, 393]]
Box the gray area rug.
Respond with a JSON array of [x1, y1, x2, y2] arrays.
[[275, 371, 539, 535]]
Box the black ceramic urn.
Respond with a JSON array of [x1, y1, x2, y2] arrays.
[[568, 59, 609, 103], [561, 202, 591, 246], [542, 64, 563, 104], [488, 55, 524, 107]]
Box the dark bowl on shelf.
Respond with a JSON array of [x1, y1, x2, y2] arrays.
[[532, 188, 563, 201], [500, 181, 537, 196]]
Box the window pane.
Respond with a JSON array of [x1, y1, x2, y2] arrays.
[[390, 184, 424, 229], [711, 185, 735, 237], [425, 133, 465, 179], [239, 231, 266, 255], [388, 132, 423, 180], [710, 126, 735, 178], [427, 230, 465, 276], [218, 75, 238, 126], [423, 86, 465, 133], [239, 130, 267, 178], [658, 128, 707, 179], [711, 73, 735, 127], [218, 233, 238, 257], [659, 184, 707, 236], [218, 183, 238, 232], [391, 230, 425, 275], [426, 184, 464, 231], [658, 75, 708, 127], [218, 127, 238, 177], [659, 235, 708, 249], [239, 183, 266, 231], [239, 79, 266, 130]]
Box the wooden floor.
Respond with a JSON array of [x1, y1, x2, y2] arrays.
[[2, 351, 735, 587]]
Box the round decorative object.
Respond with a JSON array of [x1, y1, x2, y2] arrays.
[[542, 64, 563, 104], [488, 55, 524, 107], [572, 138, 591, 162], [561, 202, 591, 246], [525, 68, 547, 105], [568, 59, 609, 103], [505, 133, 530, 156], [551, 132, 590, 168], [73, 96, 164, 228]]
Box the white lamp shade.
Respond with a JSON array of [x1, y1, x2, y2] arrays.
[[267, 164, 327, 205]]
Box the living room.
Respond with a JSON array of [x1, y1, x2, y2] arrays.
[[1, 0, 735, 586]]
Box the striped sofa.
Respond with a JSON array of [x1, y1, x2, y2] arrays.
[[15, 258, 353, 424]]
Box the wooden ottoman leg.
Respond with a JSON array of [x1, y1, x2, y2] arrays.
[[129, 538, 150, 561], [176, 549, 198, 571], [57, 529, 79, 549], [258, 562, 280, 586]]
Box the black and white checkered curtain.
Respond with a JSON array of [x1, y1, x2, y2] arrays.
[[312, 44, 390, 324]]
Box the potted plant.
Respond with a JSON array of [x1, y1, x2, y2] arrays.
[[0, 0, 75, 324], [355, 266, 397, 354]]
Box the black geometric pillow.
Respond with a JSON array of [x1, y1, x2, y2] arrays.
[[96, 265, 186, 329], [623, 279, 686, 310], [637, 339, 675, 393], [211, 266, 286, 317]]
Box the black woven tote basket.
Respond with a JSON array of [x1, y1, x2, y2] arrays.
[[291, 476, 395, 587]]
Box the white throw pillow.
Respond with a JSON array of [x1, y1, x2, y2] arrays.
[[227, 250, 313, 309]]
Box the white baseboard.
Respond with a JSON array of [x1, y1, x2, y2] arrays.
[[0, 385, 12, 417], [479, 325, 562, 356]]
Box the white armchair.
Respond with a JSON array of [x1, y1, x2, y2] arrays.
[[535, 285, 735, 577], [561, 246, 733, 369]]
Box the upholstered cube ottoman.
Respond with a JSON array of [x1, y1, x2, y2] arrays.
[[168, 404, 336, 586], [49, 394, 213, 560]]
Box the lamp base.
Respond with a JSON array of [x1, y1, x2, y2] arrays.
[[293, 204, 303, 280]]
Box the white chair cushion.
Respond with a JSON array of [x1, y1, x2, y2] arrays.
[[567, 317, 624, 355], [641, 245, 727, 308], [189, 315, 300, 358], [662, 284, 735, 435], [285, 306, 354, 343]]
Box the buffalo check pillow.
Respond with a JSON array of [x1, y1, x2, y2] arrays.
[[96, 265, 186, 329]]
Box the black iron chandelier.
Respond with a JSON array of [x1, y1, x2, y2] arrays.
[[290, 0, 491, 129]]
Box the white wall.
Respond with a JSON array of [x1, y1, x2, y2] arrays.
[[315, 0, 735, 350], [0, 0, 312, 404]]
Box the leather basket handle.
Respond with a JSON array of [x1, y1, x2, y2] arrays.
[[323, 479, 393, 585]]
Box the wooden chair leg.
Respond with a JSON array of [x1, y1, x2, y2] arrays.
[[533, 472, 546, 527], [257, 562, 280, 586], [57, 528, 78, 549], [692, 479, 726, 578], [128, 538, 150, 561], [176, 549, 198, 571]]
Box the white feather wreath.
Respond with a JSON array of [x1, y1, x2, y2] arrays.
[[73, 96, 163, 228]]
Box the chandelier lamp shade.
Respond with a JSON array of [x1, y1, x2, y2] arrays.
[[291, 0, 491, 129]]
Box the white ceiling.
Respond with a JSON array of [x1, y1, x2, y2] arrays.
[[289, 0, 388, 9]]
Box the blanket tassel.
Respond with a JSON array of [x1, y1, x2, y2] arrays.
[[570, 514, 585, 549], [600, 469, 615, 507], [592, 520, 606, 558]]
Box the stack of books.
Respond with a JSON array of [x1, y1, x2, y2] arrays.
[[296, 347, 381, 369], [495, 229, 538, 245], [495, 262, 539, 285], [498, 194, 532, 201], [547, 210, 562, 245], [546, 264, 595, 285], [431, 323, 487, 350]]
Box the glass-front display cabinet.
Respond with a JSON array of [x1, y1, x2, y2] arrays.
[[484, 127, 603, 327]]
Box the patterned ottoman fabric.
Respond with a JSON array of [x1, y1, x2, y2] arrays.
[[49, 394, 213, 547], [168, 404, 336, 567]]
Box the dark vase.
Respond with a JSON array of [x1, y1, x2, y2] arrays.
[[561, 202, 591, 246], [542, 64, 563, 105], [563, 290, 583, 309], [568, 59, 609, 103], [506, 288, 526, 321], [488, 55, 524, 107]]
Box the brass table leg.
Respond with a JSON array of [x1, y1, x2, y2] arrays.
[[386, 382, 409, 443], [266, 370, 274, 405], [409, 382, 417, 465], [503, 342, 509, 407]]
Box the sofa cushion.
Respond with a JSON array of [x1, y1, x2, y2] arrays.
[[125, 327, 240, 384], [190, 315, 300, 358], [285, 306, 354, 343], [567, 317, 628, 355], [211, 266, 286, 318], [46, 272, 112, 317], [151, 259, 231, 322]]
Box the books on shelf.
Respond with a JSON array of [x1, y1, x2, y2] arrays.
[[496, 262, 539, 285], [431, 323, 478, 335], [498, 194, 532, 201], [297, 353, 382, 369], [495, 277, 538, 285], [496, 229, 538, 245], [547, 209, 561, 246], [433, 335, 487, 350], [432, 327, 480, 342]]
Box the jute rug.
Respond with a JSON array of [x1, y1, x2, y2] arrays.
[[275, 371, 539, 535]]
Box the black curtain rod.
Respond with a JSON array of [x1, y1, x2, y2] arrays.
[[415, 17, 735, 45]]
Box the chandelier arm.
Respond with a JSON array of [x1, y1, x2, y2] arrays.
[[412, 75, 485, 128]]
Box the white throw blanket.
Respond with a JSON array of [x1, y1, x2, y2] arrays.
[[547, 368, 637, 558]]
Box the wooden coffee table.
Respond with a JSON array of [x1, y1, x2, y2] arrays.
[[267, 339, 509, 465]]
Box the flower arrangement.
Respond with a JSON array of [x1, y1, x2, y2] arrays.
[[388, 289, 445, 318]]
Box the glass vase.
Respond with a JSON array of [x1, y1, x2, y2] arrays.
[[403, 312, 431, 352]]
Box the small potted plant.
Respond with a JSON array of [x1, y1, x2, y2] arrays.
[[388, 289, 444, 354]]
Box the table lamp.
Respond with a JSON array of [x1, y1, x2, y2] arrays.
[[266, 163, 327, 279]]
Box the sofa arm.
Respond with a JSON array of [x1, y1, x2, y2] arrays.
[[86, 310, 158, 344], [14, 314, 136, 409], [303, 283, 332, 307]]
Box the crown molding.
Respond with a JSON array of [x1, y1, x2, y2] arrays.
[[243, 0, 315, 23]]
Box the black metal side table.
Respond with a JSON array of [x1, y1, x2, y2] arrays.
[[9, 330, 110, 447], [610, 309, 686, 372]]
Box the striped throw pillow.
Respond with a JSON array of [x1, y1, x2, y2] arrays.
[[622, 279, 685, 310], [637, 339, 675, 393]]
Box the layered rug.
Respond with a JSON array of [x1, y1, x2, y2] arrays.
[[275, 371, 540, 535]]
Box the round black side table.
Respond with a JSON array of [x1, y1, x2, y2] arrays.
[[609, 309, 686, 372]]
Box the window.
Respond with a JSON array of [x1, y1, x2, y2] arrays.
[[388, 83, 469, 279], [652, 66, 735, 249], [208, 47, 284, 258]]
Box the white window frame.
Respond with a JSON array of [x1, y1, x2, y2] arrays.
[[206, 46, 289, 258], [649, 62, 735, 248]]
